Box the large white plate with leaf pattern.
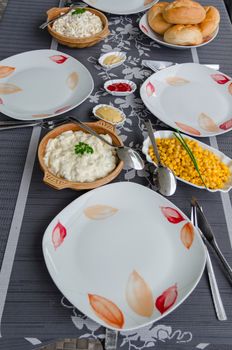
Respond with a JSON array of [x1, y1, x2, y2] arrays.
[[0, 49, 94, 121], [140, 63, 232, 137], [83, 0, 158, 15], [43, 182, 206, 331]]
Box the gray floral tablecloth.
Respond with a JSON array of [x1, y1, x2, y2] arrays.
[[0, 0, 232, 349]]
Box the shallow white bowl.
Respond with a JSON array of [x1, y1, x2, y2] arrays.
[[93, 104, 126, 126], [142, 130, 232, 193], [98, 51, 126, 69], [104, 79, 137, 96]]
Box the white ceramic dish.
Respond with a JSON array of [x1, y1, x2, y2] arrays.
[[93, 104, 126, 125], [142, 130, 232, 193], [104, 79, 137, 96], [43, 182, 206, 331], [139, 13, 219, 50], [0, 49, 94, 121], [98, 51, 126, 69], [83, 0, 158, 15], [140, 63, 232, 137]]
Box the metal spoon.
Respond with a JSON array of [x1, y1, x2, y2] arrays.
[[69, 116, 144, 170], [145, 120, 177, 196]]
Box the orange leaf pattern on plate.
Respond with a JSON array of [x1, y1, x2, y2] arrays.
[[161, 207, 185, 224], [52, 221, 67, 250], [211, 74, 230, 84], [84, 205, 118, 220], [88, 294, 124, 329], [144, 0, 153, 5], [67, 72, 79, 90], [126, 270, 154, 317], [55, 106, 71, 114], [49, 55, 68, 64], [155, 284, 178, 314], [166, 77, 189, 86], [180, 222, 194, 249], [146, 82, 155, 97], [198, 113, 219, 132], [32, 114, 51, 118], [219, 118, 232, 131], [175, 122, 201, 136], [228, 82, 232, 95], [0, 66, 15, 78], [0, 83, 22, 94]]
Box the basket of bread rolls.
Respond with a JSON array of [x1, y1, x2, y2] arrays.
[[147, 0, 220, 46]]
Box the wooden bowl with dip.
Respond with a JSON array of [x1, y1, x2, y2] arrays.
[[46, 7, 110, 48], [38, 120, 124, 191]]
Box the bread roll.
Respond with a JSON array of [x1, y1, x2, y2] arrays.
[[148, 2, 172, 35], [199, 6, 220, 38], [164, 24, 203, 45], [163, 0, 206, 24]]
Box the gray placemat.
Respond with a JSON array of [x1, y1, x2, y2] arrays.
[[0, 0, 232, 349]]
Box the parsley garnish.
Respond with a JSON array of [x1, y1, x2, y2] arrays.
[[74, 142, 94, 156], [71, 8, 86, 15]]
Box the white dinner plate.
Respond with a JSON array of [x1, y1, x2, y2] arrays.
[[43, 182, 206, 331], [83, 0, 158, 15], [0, 49, 94, 121], [142, 130, 232, 193], [140, 63, 232, 137], [139, 13, 219, 50]]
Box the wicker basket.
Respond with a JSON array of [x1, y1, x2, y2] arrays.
[[47, 7, 110, 48]]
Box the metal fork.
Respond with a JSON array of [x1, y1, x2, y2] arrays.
[[191, 204, 227, 321], [142, 60, 220, 72], [0, 117, 68, 131]]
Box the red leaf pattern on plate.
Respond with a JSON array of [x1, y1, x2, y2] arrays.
[[88, 294, 124, 329], [32, 114, 51, 118], [0, 98, 3, 104], [219, 118, 232, 130], [146, 82, 155, 97], [52, 221, 67, 250], [141, 24, 148, 33], [175, 122, 201, 136], [211, 74, 230, 84], [180, 222, 194, 249], [49, 55, 68, 64], [0, 65, 15, 78], [155, 284, 178, 314], [126, 270, 154, 317], [161, 207, 185, 224], [228, 82, 232, 95]]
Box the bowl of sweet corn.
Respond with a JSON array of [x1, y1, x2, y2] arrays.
[[142, 130, 232, 193]]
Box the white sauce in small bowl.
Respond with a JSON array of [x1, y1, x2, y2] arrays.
[[44, 130, 117, 183], [53, 10, 103, 38]]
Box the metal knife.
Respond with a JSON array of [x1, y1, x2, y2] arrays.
[[192, 197, 232, 286]]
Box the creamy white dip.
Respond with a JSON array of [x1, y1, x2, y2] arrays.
[[53, 10, 103, 38], [44, 130, 117, 183]]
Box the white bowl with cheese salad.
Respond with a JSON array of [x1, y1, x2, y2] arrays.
[[38, 121, 124, 191]]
